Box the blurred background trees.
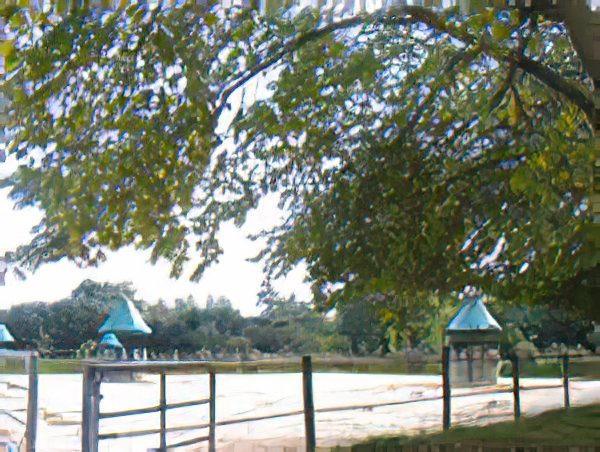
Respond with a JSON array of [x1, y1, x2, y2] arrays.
[[3, 279, 597, 359]]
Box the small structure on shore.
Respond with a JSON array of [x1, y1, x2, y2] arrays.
[[98, 294, 152, 358], [0, 324, 14, 345], [444, 296, 502, 387], [98, 332, 123, 360], [98, 295, 152, 337], [98, 295, 152, 381]]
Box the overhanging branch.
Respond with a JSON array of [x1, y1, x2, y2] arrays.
[[213, 5, 594, 127], [515, 54, 595, 123]]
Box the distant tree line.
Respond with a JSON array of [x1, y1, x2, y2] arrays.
[[2, 280, 596, 359], [3, 280, 393, 358]]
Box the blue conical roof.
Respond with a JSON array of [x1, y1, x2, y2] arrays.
[[446, 297, 502, 332], [98, 295, 152, 335], [0, 324, 15, 342], [99, 332, 123, 348]]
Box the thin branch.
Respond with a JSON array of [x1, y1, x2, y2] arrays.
[[405, 46, 479, 132], [211, 5, 451, 127], [515, 54, 594, 122], [509, 80, 532, 124], [212, 5, 594, 127]]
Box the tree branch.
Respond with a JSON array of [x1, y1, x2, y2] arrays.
[[515, 54, 594, 123], [212, 5, 594, 128], [212, 5, 451, 127]]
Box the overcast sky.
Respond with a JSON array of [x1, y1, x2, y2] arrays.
[[0, 19, 318, 318], [0, 155, 312, 317]]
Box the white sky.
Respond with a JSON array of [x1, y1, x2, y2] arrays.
[[0, 156, 312, 317], [0, 20, 318, 318]]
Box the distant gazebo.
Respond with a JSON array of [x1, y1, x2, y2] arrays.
[[98, 295, 152, 336], [98, 332, 124, 360], [0, 324, 15, 345], [98, 295, 151, 360], [444, 296, 503, 387], [99, 332, 123, 349]]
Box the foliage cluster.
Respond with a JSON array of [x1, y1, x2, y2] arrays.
[[0, 2, 597, 321]]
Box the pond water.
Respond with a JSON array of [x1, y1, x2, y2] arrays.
[[1, 373, 600, 452]]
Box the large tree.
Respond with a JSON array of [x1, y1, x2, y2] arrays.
[[1, 2, 596, 315]]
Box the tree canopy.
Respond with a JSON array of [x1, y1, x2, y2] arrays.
[[1, 2, 597, 315]]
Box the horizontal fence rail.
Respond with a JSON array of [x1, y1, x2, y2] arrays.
[[169, 435, 211, 449], [74, 353, 600, 374], [98, 423, 216, 440], [98, 398, 210, 419]]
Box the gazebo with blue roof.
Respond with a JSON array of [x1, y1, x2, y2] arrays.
[[98, 332, 124, 361], [98, 296, 152, 336], [98, 294, 152, 362], [444, 295, 503, 386], [0, 324, 15, 345], [99, 332, 123, 349]]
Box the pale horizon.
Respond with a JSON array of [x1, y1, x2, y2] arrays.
[[0, 156, 312, 317]]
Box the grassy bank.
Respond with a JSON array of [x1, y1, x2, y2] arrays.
[[499, 358, 600, 379], [38, 359, 84, 374], [0, 359, 85, 374], [0, 358, 441, 375], [0, 356, 598, 377], [353, 404, 600, 450]]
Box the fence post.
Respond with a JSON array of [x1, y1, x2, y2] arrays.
[[160, 373, 167, 451], [302, 355, 316, 452], [91, 372, 102, 452], [480, 344, 485, 381], [562, 354, 570, 409], [512, 354, 520, 420], [25, 352, 38, 452], [82, 366, 94, 452], [209, 372, 216, 452], [442, 346, 451, 431], [467, 345, 474, 384]]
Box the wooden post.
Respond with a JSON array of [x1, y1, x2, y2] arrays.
[[480, 344, 485, 381], [91, 372, 101, 452], [442, 346, 451, 431], [512, 354, 521, 420], [209, 372, 216, 452], [160, 373, 167, 451], [467, 345, 473, 384], [25, 352, 38, 452], [562, 354, 570, 409], [81, 366, 94, 452], [302, 355, 316, 452]]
